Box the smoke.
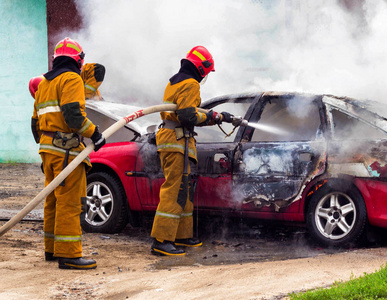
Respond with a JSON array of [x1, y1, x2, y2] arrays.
[[68, 0, 387, 106]]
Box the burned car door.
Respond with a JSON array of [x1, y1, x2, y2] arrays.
[[134, 134, 164, 209], [134, 97, 255, 210], [233, 94, 327, 212], [194, 98, 257, 209]]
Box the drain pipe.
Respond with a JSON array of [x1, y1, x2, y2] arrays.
[[0, 103, 186, 237]]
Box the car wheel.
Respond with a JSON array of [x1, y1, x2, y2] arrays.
[[306, 182, 367, 247], [81, 172, 128, 233]]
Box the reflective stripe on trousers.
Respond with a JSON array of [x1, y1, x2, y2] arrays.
[[151, 152, 194, 241], [42, 152, 85, 258]]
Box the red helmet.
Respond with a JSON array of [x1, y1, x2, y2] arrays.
[[29, 75, 44, 99], [185, 46, 215, 77], [53, 37, 85, 69]]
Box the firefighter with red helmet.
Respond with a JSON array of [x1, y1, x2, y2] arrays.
[[151, 46, 233, 256], [31, 37, 106, 269]]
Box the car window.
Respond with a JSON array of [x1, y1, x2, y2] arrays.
[[251, 97, 321, 142], [331, 109, 387, 140], [195, 102, 251, 142]]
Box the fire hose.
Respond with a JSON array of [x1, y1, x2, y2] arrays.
[[0, 104, 246, 237]]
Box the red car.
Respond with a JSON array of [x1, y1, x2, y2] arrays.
[[83, 92, 387, 247]]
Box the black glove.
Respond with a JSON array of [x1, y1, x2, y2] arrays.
[[221, 112, 234, 123], [90, 127, 106, 152], [206, 110, 222, 124]]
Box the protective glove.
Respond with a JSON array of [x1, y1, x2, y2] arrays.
[[220, 112, 234, 123], [90, 126, 106, 152], [206, 110, 222, 124]]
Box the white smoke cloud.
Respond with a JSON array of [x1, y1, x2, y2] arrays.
[[72, 0, 387, 106]]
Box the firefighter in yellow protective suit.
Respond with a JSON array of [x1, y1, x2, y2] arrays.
[[30, 63, 105, 101], [81, 63, 106, 100], [31, 37, 106, 269], [151, 46, 233, 256]]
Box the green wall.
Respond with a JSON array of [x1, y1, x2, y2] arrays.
[[0, 0, 47, 162]]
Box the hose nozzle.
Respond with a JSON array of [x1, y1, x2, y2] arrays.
[[231, 116, 248, 127]]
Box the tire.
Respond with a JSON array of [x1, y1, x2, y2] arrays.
[[81, 172, 128, 233], [306, 181, 367, 247]]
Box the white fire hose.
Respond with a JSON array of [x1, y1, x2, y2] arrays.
[[0, 103, 200, 237]]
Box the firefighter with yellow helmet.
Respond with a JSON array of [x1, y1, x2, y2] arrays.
[[31, 37, 106, 269], [151, 46, 233, 256]]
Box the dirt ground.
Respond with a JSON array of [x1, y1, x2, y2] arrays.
[[1, 163, 387, 300]]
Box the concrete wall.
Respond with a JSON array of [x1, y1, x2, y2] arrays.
[[0, 0, 47, 163]]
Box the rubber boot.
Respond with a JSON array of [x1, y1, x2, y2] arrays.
[[58, 257, 97, 269], [175, 238, 202, 247], [45, 252, 58, 261], [151, 239, 185, 256]]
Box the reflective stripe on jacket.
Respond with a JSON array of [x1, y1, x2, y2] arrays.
[[81, 63, 105, 100], [32, 71, 95, 166]]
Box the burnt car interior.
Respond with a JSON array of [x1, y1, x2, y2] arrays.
[[250, 96, 322, 142], [196, 97, 254, 143], [228, 94, 327, 210], [330, 108, 386, 140]]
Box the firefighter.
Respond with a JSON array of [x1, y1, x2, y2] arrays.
[[31, 37, 106, 269], [30, 63, 105, 101], [81, 63, 106, 100], [151, 46, 233, 256]]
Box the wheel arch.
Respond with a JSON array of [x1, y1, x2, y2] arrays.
[[303, 176, 366, 218], [87, 163, 135, 226], [303, 176, 369, 246]]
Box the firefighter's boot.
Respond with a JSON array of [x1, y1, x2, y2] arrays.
[[58, 257, 97, 269], [175, 238, 203, 247], [45, 252, 57, 261], [151, 239, 185, 256]]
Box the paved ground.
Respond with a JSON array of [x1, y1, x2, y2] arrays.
[[1, 163, 387, 299]]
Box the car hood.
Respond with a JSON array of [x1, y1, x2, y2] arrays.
[[86, 100, 160, 135]]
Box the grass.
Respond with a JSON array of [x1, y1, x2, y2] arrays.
[[289, 263, 387, 299]]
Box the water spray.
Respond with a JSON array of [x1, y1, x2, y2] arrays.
[[218, 115, 288, 138]]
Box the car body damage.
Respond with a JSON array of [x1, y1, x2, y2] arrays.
[[323, 95, 387, 178], [233, 142, 327, 211], [85, 91, 387, 246]]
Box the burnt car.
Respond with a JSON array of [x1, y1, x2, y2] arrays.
[[83, 92, 387, 247]]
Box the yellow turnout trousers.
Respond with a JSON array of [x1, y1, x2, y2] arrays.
[[151, 152, 194, 241], [41, 152, 85, 258]]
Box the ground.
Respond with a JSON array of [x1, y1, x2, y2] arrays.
[[0, 163, 387, 300]]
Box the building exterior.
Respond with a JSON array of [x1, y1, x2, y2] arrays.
[[0, 0, 80, 162]]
